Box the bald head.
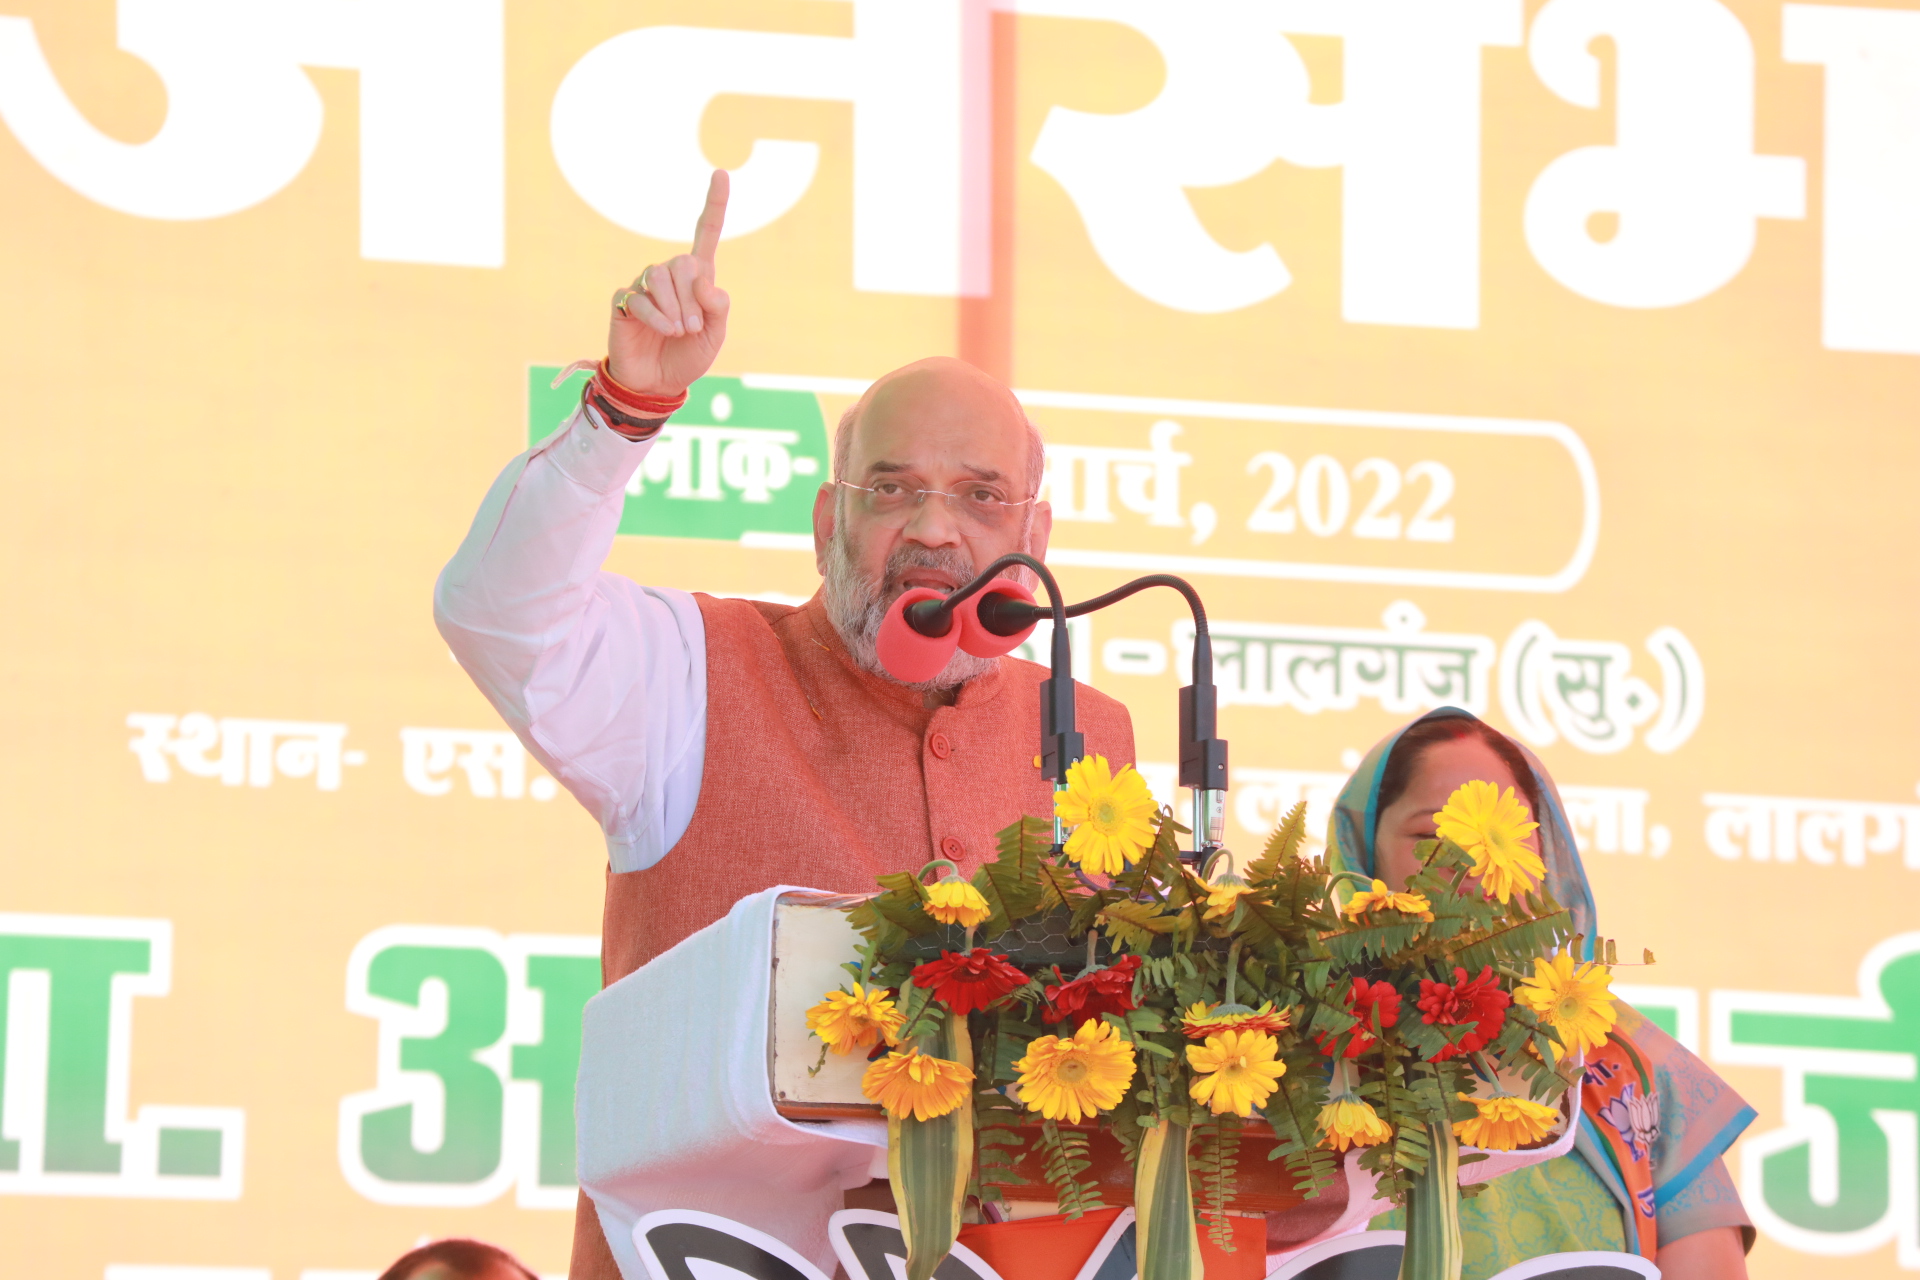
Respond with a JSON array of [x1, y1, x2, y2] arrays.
[[813, 356, 1055, 693], [833, 357, 1044, 502]]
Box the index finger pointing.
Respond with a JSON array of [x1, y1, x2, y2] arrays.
[[691, 169, 729, 264]]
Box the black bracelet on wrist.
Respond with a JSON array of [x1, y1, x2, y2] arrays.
[[583, 391, 669, 441]]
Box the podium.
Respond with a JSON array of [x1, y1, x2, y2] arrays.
[[577, 887, 887, 1280], [576, 887, 1611, 1280]]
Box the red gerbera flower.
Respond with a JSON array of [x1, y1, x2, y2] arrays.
[[912, 948, 1029, 1015], [1316, 977, 1403, 1058], [1417, 965, 1511, 1062], [1042, 954, 1143, 1028]]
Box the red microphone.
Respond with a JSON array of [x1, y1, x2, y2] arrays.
[[874, 587, 960, 682], [956, 578, 1038, 657]]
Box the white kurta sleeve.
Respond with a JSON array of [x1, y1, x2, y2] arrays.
[[434, 405, 707, 872]]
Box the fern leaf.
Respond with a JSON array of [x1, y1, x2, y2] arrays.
[[1128, 807, 1188, 893], [1038, 861, 1089, 915], [1037, 1120, 1106, 1218], [1189, 1116, 1243, 1248], [869, 872, 940, 937], [974, 819, 1047, 939], [1261, 1064, 1339, 1196], [846, 899, 909, 951], [1098, 900, 1175, 952], [1247, 801, 1309, 883]]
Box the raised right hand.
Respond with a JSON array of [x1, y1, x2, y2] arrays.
[[607, 169, 731, 397]]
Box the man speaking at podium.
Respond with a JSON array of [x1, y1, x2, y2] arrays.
[[435, 171, 1135, 1277]]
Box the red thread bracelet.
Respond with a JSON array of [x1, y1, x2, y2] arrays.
[[581, 358, 687, 440], [593, 358, 687, 416]]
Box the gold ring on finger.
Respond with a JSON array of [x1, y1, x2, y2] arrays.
[[615, 290, 636, 317]]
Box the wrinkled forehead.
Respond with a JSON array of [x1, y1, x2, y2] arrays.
[[844, 363, 1032, 481]]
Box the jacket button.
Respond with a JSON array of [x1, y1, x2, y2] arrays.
[[941, 836, 964, 859], [930, 732, 952, 759]]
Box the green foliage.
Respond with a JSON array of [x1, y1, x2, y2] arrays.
[[846, 899, 909, 952], [893, 976, 943, 1044], [1236, 824, 1338, 959], [831, 765, 1585, 1254], [1323, 918, 1430, 967], [1098, 900, 1176, 952], [1355, 1062, 1435, 1198], [868, 871, 940, 938], [1189, 1116, 1243, 1247], [1448, 910, 1574, 974], [974, 1116, 1029, 1202], [1071, 886, 1125, 938], [1037, 1119, 1105, 1218], [1107, 1077, 1147, 1165], [1037, 861, 1089, 916], [974, 817, 1051, 939], [1130, 807, 1190, 891], [1245, 800, 1309, 882], [1261, 1055, 1339, 1196]]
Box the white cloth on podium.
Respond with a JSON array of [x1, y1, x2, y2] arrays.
[[577, 885, 887, 1280]]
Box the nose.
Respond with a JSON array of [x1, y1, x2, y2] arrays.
[[901, 490, 966, 549]]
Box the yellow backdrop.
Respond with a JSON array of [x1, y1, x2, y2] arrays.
[[3, 1, 1918, 1276]]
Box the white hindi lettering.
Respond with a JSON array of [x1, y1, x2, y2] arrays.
[[626, 427, 810, 505], [1245, 453, 1457, 543], [1178, 601, 1494, 716], [1559, 786, 1672, 858], [126, 713, 364, 791], [1499, 621, 1704, 755], [1268, 0, 1525, 329], [1025, 0, 1521, 325], [1524, 0, 1805, 308], [1022, 0, 1302, 314], [1039, 419, 1191, 529], [1703, 790, 1920, 869], [399, 728, 558, 801], [0, 5, 1906, 331], [549, 3, 986, 297], [1784, 4, 1920, 355], [0, 0, 503, 265]]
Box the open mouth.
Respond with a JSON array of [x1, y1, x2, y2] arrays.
[[896, 569, 962, 594]]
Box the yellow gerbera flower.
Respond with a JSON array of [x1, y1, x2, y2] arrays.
[[1186, 1029, 1287, 1117], [1055, 755, 1158, 875], [1203, 881, 1255, 921], [861, 1047, 974, 1121], [925, 878, 991, 928], [1342, 878, 1435, 922], [1454, 1094, 1560, 1150], [1012, 1018, 1137, 1123], [1434, 779, 1546, 904], [806, 983, 904, 1055], [1515, 950, 1617, 1057], [1317, 1095, 1393, 1152]]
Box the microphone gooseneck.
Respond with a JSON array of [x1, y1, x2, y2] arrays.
[[1053, 574, 1228, 861], [952, 554, 1081, 793], [885, 560, 1230, 863]]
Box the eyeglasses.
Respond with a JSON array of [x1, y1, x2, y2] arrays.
[[835, 478, 1035, 532]]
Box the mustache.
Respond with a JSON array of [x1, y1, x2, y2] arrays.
[[822, 535, 996, 689], [880, 544, 977, 598]]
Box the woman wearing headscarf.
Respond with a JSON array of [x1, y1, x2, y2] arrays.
[[1327, 707, 1756, 1279]]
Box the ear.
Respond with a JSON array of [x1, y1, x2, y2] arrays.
[[1026, 499, 1053, 561], [812, 483, 835, 576]]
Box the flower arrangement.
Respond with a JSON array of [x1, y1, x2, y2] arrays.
[[804, 757, 1620, 1280]]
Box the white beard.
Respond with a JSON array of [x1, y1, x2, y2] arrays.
[[822, 527, 1000, 691]]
